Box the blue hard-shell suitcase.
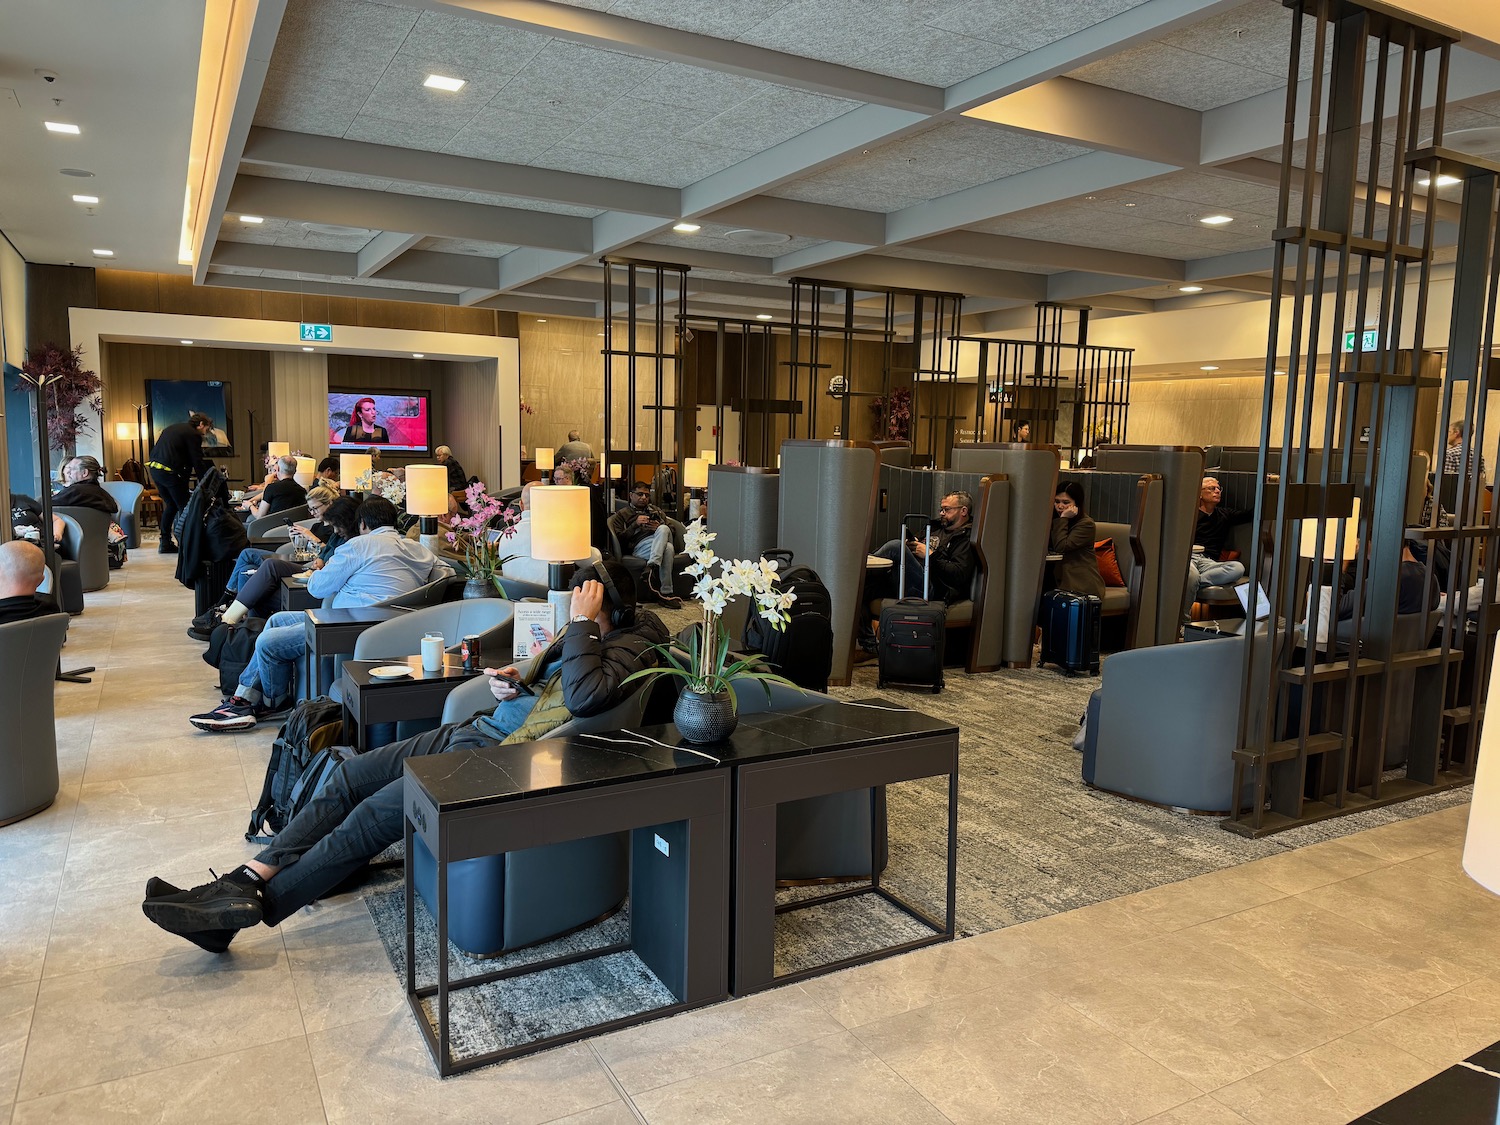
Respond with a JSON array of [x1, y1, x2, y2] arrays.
[[1041, 589, 1101, 675]]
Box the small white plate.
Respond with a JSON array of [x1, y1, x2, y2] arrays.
[[369, 665, 412, 679]]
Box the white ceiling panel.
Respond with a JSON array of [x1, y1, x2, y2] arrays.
[[272, 0, 419, 78], [849, 26, 1023, 86], [254, 61, 377, 137], [583, 0, 794, 39], [418, 237, 520, 257], [682, 87, 856, 152], [1069, 42, 1284, 111], [397, 8, 553, 77], [932, 0, 1146, 52]]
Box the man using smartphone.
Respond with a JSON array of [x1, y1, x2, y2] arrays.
[[143, 561, 668, 954]]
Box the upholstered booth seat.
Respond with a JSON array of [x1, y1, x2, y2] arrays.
[[1092, 520, 1137, 617], [1081, 629, 1277, 813], [0, 614, 71, 825], [101, 481, 144, 549], [54, 506, 112, 592]]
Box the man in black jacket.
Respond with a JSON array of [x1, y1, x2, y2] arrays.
[[142, 560, 668, 953], [147, 413, 213, 553], [53, 456, 119, 516], [869, 491, 976, 605], [0, 541, 57, 625]]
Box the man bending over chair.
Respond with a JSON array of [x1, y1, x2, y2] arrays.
[[188, 497, 453, 731], [143, 560, 666, 953]]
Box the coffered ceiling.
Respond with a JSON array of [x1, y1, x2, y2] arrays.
[[6, 0, 1500, 335]]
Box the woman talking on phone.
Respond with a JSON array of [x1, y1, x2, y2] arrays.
[[342, 397, 390, 444], [1049, 481, 1104, 599]]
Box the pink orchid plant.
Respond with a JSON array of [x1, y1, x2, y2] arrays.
[[445, 481, 521, 589]]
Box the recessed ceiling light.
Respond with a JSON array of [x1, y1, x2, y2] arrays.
[[239, 214, 264, 224], [91, 248, 113, 258], [180, 339, 193, 345], [1200, 214, 1234, 225], [302, 346, 314, 352], [1274, 369, 1286, 375], [71, 194, 98, 204], [423, 74, 466, 92], [59, 167, 94, 177], [1416, 173, 1461, 188], [45, 121, 80, 135], [756, 313, 774, 321], [535, 319, 546, 323], [1178, 285, 1203, 293], [412, 353, 424, 359], [1200, 365, 1219, 371], [672, 222, 701, 233]]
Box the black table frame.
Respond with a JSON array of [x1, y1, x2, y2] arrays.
[[302, 608, 401, 697], [340, 658, 479, 751], [403, 767, 731, 1077], [280, 576, 317, 613], [731, 733, 958, 995]]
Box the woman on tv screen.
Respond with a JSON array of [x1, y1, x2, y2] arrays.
[[342, 396, 390, 444]]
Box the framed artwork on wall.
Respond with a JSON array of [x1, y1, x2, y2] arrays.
[[146, 379, 234, 455]]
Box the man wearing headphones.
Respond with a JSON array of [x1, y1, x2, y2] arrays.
[[142, 560, 668, 953]]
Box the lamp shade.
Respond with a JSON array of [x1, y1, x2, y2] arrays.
[[267, 441, 291, 460], [530, 485, 591, 561], [405, 464, 449, 517], [115, 422, 135, 441], [1298, 496, 1362, 561], [534, 447, 555, 471], [294, 456, 316, 489], [608, 462, 622, 479], [683, 457, 709, 489], [703, 450, 717, 465], [339, 453, 372, 490]]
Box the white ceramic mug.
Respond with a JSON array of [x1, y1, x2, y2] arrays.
[[420, 632, 444, 673]]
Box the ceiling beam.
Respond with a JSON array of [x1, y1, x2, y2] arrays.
[[704, 196, 886, 245], [227, 175, 595, 251], [962, 77, 1202, 166], [205, 269, 463, 306], [901, 230, 1185, 280], [372, 249, 499, 289], [242, 127, 681, 217], [211, 240, 357, 277], [794, 256, 1047, 302], [468, 291, 602, 317], [357, 232, 424, 277], [1209, 155, 1465, 225], [414, 0, 943, 113]]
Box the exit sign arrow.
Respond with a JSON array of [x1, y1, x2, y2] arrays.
[[299, 323, 333, 342]]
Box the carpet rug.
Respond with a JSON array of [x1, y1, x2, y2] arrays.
[[364, 627, 1472, 1065]]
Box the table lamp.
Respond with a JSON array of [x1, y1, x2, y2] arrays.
[[339, 452, 372, 494], [267, 441, 291, 461], [683, 457, 709, 521], [405, 464, 449, 551], [1298, 496, 1362, 562], [703, 450, 717, 465], [294, 456, 316, 489], [608, 462, 622, 481], [535, 447, 554, 484], [530, 484, 592, 631]]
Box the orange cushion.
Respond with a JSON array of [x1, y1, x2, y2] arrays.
[[1095, 538, 1126, 588]]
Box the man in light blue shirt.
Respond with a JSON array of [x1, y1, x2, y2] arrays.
[[190, 497, 453, 731]]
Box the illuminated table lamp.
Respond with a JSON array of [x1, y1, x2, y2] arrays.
[[683, 457, 709, 521], [1297, 497, 1361, 643], [339, 452, 372, 495], [267, 441, 291, 461], [530, 485, 592, 632], [294, 456, 316, 489], [405, 464, 449, 552], [535, 447, 554, 484]]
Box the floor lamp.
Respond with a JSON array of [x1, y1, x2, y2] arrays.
[[529, 485, 592, 633]]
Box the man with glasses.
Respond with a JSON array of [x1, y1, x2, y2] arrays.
[[1184, 475, 1250, 623], [859, 491, 976, 654]]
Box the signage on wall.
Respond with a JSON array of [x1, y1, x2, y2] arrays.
[[299, 323, 333, 342], [1342, 329, 1379, 352]]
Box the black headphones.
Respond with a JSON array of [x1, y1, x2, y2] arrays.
[[582, 562, 635, 629]]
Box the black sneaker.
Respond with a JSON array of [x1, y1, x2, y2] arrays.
[[189, 698, 258, 732], [142, 868, 265, 936], [254, 697, 293, 723], [158, 542, 179, 555]]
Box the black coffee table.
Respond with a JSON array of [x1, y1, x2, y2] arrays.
[[339, 654, 481, 751]]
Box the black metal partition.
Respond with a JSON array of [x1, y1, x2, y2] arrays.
[[602, 258, 688, 498], [1228, 0, 1480, 838]]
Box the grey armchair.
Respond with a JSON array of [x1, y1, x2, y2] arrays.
[[0, 613, 71, 825], [54, 506, 111, 592], [47, 521, 85, 615], [247, 504, 309, 544], [102, 481, 144, 548]]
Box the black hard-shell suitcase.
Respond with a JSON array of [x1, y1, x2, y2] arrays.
[[877, 514, 946, 693], [1040, 589, 1101, 675]]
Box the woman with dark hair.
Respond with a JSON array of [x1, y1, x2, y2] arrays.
[[342, 397, 389, 444], [54, 455, 119, 515], [1049, 481, 1104, 599], [217, 496, 366, 625]]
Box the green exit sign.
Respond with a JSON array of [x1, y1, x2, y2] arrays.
[[1342, 329, 1379, 352], [299, 323, 333, 342]]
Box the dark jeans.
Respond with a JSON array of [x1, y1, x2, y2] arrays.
[[254, 719, 497, 925], [150, 468, 191, 547], [237, 555, 303, 618]]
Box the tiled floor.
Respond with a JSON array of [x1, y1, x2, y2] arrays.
[[1, 549, 1497, 1124]]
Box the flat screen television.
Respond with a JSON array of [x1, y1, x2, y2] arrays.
[[327, 389, 431, 454]]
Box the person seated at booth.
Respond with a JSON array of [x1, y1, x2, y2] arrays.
[[607, 482, 683, 607], [858, 491, 976, 656], [10, 494, 64, 551], [1184, 475, 1251, 621], [187, 498, 453, 731], [52, 456, 119, 516], [435, 445, 468, 492], [315, 457, 340, 487], [1336, 538, 1439, 621], [1049, 482, 1104, 599], [143, 561, 666, 953], [251, 456, 307, 520], [0, 541, 58, 625]]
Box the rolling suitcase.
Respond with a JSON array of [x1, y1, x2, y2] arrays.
[[877, 515, 946, 693], [1040, 589, 1101, 675]]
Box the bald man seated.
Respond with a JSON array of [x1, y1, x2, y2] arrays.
[[0, 541, 58, 625]]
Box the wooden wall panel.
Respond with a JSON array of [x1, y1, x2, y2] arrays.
[[520, 316, 609, 457], [101, 341, 271, 486], [444, 360, 500, 489], [26, 264, 96, 350], [270, 350, 329, 460]]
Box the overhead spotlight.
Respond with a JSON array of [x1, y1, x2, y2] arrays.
[[302, 346, 314, 352], [1200, 365, 1219, 371], [672, 222, 701, 233], [91, 248, 113, 257], [1200, 214, 1234, 225], [1416, 173, 1461, 188], [71, 194, 98, 204], [755, 313, 774, 321], [239, 215, 264, 224], [180, 339, 194, 345], [45, 121, 80, 134], [1179, 285, 1203, 293], [423, 74, 466, 92], [412, 353, 424, 359]]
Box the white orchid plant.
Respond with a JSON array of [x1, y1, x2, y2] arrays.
[[625, 521, 798, 700]]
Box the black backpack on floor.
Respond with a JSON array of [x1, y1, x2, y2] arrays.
[[202, 617, 267, 696], [246, 697, 350, 842], [743, 549, 834, 692]]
